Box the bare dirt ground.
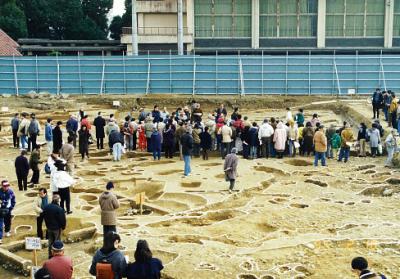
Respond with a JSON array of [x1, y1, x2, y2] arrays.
[[0, 95, 399, 279]]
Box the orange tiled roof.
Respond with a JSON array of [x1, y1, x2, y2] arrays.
[[0, 29, 22, 56]]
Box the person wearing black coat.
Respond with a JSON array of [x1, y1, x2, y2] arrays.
[[163, 124, 175, 158], [93, 112, 106, 149], [181, 127, 193, 176], [199, 127, 212, 160], [241, 126, 250, 159], [15, 150, 29, 191], [43, 195, 66, 259], [78, 125, 90, 160], [52, 121, 63, 153]]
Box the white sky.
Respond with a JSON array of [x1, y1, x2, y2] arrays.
[[108, 0, 126, 19]]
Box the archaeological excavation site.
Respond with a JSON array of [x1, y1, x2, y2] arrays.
[[0, 94, 399, 278]]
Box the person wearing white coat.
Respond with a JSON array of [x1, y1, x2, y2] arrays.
[[50, 160, 75, 214]]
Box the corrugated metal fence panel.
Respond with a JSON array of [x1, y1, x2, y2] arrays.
[[1, 54, 400, 95]]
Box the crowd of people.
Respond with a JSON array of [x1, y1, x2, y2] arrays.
[[0, 99, 396, 278]]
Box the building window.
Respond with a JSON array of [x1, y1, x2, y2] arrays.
[[194, 0, 252, 38], [394, 0, 400, 37], [326, 0, 385, 37], [260, 0, 317, 38]]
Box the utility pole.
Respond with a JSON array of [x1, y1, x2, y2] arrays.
[[177, 0, 184, 55], [131, 0, 138, 55]]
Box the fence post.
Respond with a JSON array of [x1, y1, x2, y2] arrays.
[[100, 63, 105, 95], [56, 54, 60, 95], [355, 50, 358, 94], [261, 50, 264, 95], [333, 53, 341, 96], [308, 51, 311, 96], [192, 54, 196, 96], [379, 49, 387, 91], [145, 61, 151, 95], [169, 49, 172, 92], [13, 55, 19, 96], [239, 58, 245, 97], [332, 51, 335, 96], [284, 51, 288, 96], [78, 54, 83, 95], [123, 51, 127, 94], [215, 50, 218, 95], [35, 55, 39, 93]]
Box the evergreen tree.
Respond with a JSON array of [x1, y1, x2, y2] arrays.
[[109, 15, 123, 40], [0, 0, 27, 40]]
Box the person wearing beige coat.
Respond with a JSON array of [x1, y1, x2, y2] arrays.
[[313, 125, 327, 167], [99, 182, 120, 239]]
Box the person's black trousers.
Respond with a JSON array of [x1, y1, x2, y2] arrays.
[[59, 187, 71, 213], [103, 225, 116, 239], [372, 104, 380, 119], [17, 174, 28, 191], [165, 144, 174, 158], [47, 229, 61, 259], [30, 168, 40, 184], [68, 131, 77, 148], [97, 137, 104, 149], [30, 133, 38, 150], [12, 129, 19, 148], [37, 213, 47, 239]]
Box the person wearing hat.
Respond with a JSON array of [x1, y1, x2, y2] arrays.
[[384, 129, 398, 167], [0, 180, 16, 243], [224, 148, 239, 193], [15, 150, 30, 191], [66, 115, 78, 148], [42, 240, 73, 279], [43, 194, 66, 258], [99, 182, 120, 240], [52, 121, 63, 153], [313, 125, 327, 166]]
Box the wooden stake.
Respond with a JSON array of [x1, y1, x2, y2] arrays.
[[33, 249, 38, 266]]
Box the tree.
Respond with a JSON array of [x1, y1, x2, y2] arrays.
[[121, 0, 131, 28], [0, 0, 27, 40], [109, 15, 123, 40], [82, 0, 113, 39], [17, 0, 51, 38]]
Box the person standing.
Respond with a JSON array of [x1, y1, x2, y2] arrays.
[[248, 122, 259, 159], [220, 121, 232, 159], [181, 126, 193, 177], [175, 122, 186, 160], [60, 137, 75, 174], [150, 127, 162, 160], [17, 112, 30, 150], [144, 117, 154, 152], [273, 122, 287, 159], [42, 240, 73, 279], [384, 129, 398, 167], [302, 122, 315, 156], [325, 124, 336, 159], [45, 118, 53, 155], [192, 124, 201, 157], [163, 124, 175, 159], [126, 240, 164, 279], [258, 118, 274, 159], [372, 88, 383, 119], [224, 148, 239, 193], [29, 146, 41, 186], [200, 126, 212, 160], [357, 123, 368, 157], [99, 182, 120, 239], [34, 187, 49, 240], [28, 113, 41, 152], [11, 113, 20, 149], [331, 130, 342, 160], [295, 109, 305, 127], [89, 232, 127, 279], [109, 129, 124, 161], [152, 105, 162, 123], [15, 150, 29, 191], [52, 121, 63, 154], [288, 120, 298, 157], [367, 123, 381, 157], [137, 121, 147, 152], [93, 112, 106, 150], [313, 125, 327, 166], [338, 123, 354, 163], [78, 125, 90, 161], [66, 116, 78, 148], [51, 160, 74, 214], [382, 90, 391, 122], [389, 92, 398, 128], [81, 115, 91, 131], [43, 194, 66, 259], [0, 180, 16, 243]]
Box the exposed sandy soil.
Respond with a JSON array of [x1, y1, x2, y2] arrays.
[[0, 96, 399, 278]]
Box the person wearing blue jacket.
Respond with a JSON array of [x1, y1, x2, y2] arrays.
[[45, 118, 53, 155], [90, 232, 127, 279], [150, 127, 162, 160], [66, 116, 78, 148], [248, 122, 259, 159], [10, 113, 20, 149], [0, 180, 16, 243], [151, 105, 162, 123]]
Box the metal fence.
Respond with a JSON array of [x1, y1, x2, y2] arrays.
[[0, 52, 399, 95]]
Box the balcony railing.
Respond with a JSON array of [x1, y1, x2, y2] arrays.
[[122, 27, 190, 36]]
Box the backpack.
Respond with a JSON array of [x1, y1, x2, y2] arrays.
[[96, 260, 114, 279], [28, 120, 38, 135]]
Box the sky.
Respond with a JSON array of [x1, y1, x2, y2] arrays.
[[108, 0, 125, 20]]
